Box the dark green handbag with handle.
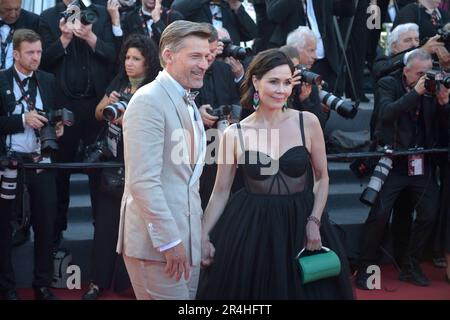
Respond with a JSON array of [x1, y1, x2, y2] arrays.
[[296, 246, 342, 284]]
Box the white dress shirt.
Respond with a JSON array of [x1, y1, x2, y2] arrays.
[[305, 0, 325, 60], [0, 22, 14, 70]]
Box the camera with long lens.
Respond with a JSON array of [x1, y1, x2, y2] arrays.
[[83, 138, 113, 163], [208, 105, 231, 132], [360, 156, 393, 206], [61, 0, 99, 25], [37, 108, 74, 156], [0, 156, 18, 200], [295, 65, 327, 87], [218, 39, 251, 61], [319, 90, 358, 119], [437, 28, 450, 51], [424, 69, 450, 95], [102, 92, 132, 122]]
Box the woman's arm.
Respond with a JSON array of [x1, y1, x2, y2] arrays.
[[95, 91, 120, 121], [201, 125, 238, 265], [305, 112, 329, 251]]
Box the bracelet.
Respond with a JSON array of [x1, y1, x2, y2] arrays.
[[307, 215, 321, 228]]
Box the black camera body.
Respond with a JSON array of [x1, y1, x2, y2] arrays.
[[208, 105, 231, 131], [61, 0, 99, 25], [218, 39, 250, 61], [295, 65, 325, 87], [38, 108, 74, 156], [437, 28, 450, 51], [102, 92, 132, 122], [424, 69, 450, 94], [319, 90, 358, 119], [83, 138, 113, 163]]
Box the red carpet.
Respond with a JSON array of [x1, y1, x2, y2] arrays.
[[15, 263, 449, 300]]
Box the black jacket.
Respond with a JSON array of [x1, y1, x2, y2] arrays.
[[38, 2, 116, 101], [266, 0, 355, 74], [393, 3, 450, 41], [171, 0, 257, 44], [195, 60, 240, 109], [0, 67, 56, 156], [121, 6, 183, 45], [14, 9, 40, 32], [376, 69, 447, 149]]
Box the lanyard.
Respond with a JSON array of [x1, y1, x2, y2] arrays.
[[0, 26, 14, 70], [12, 69, 38, 111]]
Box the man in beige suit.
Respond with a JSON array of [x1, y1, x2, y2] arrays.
[[116, 21, 211, 300]]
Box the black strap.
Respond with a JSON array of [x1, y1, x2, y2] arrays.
[[12, 69, 38, 110], [0, 26, 14, 69], [236, 123, 245, 153], [299, 112, 306, 147]]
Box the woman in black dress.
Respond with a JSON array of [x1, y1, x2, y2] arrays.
[[196, 49, 354, 299]]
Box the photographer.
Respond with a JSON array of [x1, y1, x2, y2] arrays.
[[355, 49, 449, 289], [0, 30, 63, 300], [39, 0, 116, 248], [107, 0, 183, 47], [171, 0, 257, 45], [82, 34, 160, 300], [285, 27, 330, 132]]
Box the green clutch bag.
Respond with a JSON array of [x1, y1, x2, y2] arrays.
[[296, 246, 342, 284]]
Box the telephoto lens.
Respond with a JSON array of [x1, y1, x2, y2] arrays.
[[0, 160, 18, 200], [360, 156, 393, 206], [319, 90, 358, 119], [103, 101, 128, 122]]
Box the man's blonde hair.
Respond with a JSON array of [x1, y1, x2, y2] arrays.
[[159, 20, 211, 68]]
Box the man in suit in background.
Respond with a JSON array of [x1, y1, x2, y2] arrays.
[[266, 0, 355, 91], [0, 29, 62, 300], [171, 0, 256, 45], [0, 0, 40, 70], [117, 20, 210, 300], [39, 0, 116, 248]]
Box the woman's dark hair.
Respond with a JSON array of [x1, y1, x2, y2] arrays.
[[240, 49, 295, 109], [118, 34, 161, 88]]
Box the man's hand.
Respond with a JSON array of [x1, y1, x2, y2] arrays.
[[55, 121, 64, 138], [435, 46, 450, 70], [107, 0, 121, 26], [59, 18, 74, 49], [163, 242, 191, 281], [226, 57, 244, 81], [298, 83, 312, 102], [151, 0, 162, 23], [414, 75, 427, 96], [199, 104, 218, 127], [73, 23, 97, 49], [24, 110, 48, 129], [216, 39, 225, 56], [421, 35, 444, 55], [436, 85, 450, 105]]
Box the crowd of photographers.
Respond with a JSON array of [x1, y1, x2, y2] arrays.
[[0, 0, 450, 300]]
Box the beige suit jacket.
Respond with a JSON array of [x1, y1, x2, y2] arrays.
[[116, 71, 206, 266]]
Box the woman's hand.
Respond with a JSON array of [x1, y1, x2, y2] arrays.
[[305, 219, 322, 251], [108, 91, 120, 104], [201, 234, 215, 267]]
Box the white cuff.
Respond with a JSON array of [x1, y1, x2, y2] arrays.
[[158, 239, 182, 252], [112, 25, 123, 37], [234, 74, 244, 83], [22, 113, 26, 127]]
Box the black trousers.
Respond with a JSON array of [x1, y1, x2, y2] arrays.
[[54, 96, 103, 234], [391, 190, 414, 265], [359, 164, 439, 266], [0, 168, 57, 290], [89, 171, 129, 290]]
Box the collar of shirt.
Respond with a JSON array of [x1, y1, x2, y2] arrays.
[[14, 65, 34, 84], [141, 7, 152, 18], [425, 7, 441, 20], [162, 69, 188, 100]]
